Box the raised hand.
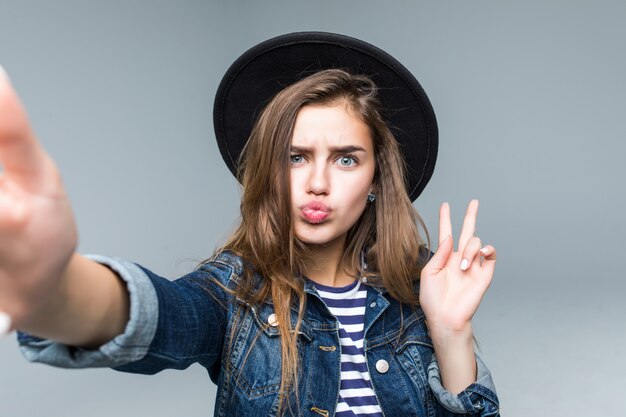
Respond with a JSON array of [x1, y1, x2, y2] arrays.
[[419, 199, 497, 334], [0, 66, 77, 336]]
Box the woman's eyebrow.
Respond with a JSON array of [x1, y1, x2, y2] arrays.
[[330, 145, 367, 153], [289, 145, 312, 153], [290, 145, 367, 153]]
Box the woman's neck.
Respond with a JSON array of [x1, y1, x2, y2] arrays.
[[303, 236, 356, 287]]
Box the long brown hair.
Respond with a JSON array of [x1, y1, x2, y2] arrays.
[[212, 69, 430, 414]]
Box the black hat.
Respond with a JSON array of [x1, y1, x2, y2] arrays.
[[213, 31, 438, 201]]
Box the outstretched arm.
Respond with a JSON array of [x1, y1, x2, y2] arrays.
[[0, 66, 129, 347]]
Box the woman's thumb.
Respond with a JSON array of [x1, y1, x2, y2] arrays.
[[424, 235, 453, 274]]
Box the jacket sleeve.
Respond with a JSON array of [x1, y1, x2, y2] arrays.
[[427, 353, 500, 416], [16, 254, 230, 378]]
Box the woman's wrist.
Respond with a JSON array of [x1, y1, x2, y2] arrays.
[[428, 321, 474, 347], [17, 253, 130, 348], [428, 322, 477, 395]]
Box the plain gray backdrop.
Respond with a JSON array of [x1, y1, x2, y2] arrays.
[[1, 1, 624, 416]]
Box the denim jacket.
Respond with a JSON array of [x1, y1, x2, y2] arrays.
[[17, 250, 500, 416]]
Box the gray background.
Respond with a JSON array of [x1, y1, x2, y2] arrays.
[[0, 1, 624, 416]]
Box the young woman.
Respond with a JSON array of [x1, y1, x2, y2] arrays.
[[2, 33, 499, 416]]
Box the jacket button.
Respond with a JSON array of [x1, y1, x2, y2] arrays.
[[375, 359, 389, 373], [267, 313, 279, 327]]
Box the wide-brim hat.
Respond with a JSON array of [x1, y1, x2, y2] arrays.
[[213, 31, 438, 202]]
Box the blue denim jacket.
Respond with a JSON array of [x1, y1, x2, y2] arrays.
[[17, 251, 500, 416]]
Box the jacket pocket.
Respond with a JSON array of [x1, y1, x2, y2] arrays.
[[226, 303, 311, 400]]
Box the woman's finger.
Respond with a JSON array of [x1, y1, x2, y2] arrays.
[[423, 234, 453, 276], [479, 245, 497, 277], [0, 65, 51, 189], [460, 236, 482, 271], [458, 199, 479, 252], [438, 202, 452, 246]]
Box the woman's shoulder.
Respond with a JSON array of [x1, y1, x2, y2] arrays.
[[370, 245, 433, 294], [195, 249, 249, 290], [197, 249, 262, 290]]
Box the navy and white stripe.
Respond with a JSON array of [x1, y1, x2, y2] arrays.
[[313, 280, 383, 417]]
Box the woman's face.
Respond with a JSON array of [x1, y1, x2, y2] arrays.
[[290, 102, 375, 246]]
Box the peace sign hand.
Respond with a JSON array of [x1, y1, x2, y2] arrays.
[[0, 67, 77, 336], [419, 200, 497, 334]]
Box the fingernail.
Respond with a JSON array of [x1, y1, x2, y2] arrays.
[[460, 259, 469, 270], [480, 247, 488, 255], [0, 311, 12, 336]]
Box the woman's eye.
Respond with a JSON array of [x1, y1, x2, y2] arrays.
[[337, 156, 357, 167], [290, 155, 304, 164]]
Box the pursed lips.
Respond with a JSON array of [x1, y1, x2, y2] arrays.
[[300, 201, 331, 224]]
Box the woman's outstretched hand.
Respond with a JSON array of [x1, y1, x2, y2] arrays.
[[419, 199, 497, 335], [0, 66, 77, 336]]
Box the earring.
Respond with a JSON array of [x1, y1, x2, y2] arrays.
[[367, 193, 376, 203]]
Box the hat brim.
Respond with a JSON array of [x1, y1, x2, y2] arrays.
[[213, 31, 438, 202]]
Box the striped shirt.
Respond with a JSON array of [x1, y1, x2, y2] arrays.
[[313, 279, 383, 417]]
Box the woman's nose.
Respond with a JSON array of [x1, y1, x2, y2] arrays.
[[306, 162, 330, 195]]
